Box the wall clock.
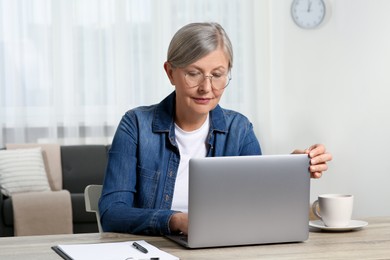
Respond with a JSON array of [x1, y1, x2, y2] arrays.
[[291, 0, 326, 29]]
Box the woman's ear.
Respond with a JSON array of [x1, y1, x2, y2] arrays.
[[164, 62, 175, 85]]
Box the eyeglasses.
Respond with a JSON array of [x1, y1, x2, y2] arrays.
[[184, 71, 231, 90]]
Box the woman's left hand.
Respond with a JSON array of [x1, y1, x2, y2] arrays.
[[292, 144, 332, 179]]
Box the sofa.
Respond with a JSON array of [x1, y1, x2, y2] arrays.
[[0, 144, 109, 237]]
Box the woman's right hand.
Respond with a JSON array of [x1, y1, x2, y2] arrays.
[[169, 212, 188, 235]]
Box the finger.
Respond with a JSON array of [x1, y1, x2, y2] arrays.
[[291, 149, 306, 154], [311, 171, 323, 179], [310, 163, 328, 174], [308, 144, 326, 158], [311, 153, 333, 165]]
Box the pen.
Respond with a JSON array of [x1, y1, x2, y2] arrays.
[[132, 242, 148, 254]]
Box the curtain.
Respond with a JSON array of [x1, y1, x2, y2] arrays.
[[0, 0, 269, 146]]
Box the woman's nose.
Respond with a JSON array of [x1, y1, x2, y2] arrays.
[[198, 76, 213, 92]]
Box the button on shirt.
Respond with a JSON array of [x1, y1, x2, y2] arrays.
[[99, 91, 262, 235]]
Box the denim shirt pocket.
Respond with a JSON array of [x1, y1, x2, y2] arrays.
[[136, 165, 160, 208]]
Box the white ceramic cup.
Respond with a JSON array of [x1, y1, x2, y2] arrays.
[[312, 194, 354, 227]]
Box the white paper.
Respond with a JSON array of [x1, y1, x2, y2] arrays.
[[56, 240, 179, 260]]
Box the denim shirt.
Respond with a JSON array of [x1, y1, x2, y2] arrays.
[[99, 91, 262, 235]]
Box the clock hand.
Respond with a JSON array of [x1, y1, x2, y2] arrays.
[[307, 0, 312, 12]]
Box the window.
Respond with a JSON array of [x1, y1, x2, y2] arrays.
[[0, 0, 267, 145]]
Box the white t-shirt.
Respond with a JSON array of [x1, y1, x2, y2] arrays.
[[171, 115, 209, 212]]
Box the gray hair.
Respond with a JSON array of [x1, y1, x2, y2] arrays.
[[167, 22, 233, 70]]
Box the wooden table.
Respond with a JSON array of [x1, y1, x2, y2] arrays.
[[1, 217, 389, 259]]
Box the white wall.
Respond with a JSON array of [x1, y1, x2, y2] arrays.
[[256, 0, 390, 218]]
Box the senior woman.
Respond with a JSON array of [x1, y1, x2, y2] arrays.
[[99, 22, 332, 236]]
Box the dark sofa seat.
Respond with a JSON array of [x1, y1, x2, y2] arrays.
[[61, 145, 108, 234]]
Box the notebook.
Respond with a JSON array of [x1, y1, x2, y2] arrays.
[[52, 240, 178, 260], [166, 154, 311, 248]]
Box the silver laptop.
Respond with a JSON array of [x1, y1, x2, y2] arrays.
[[166, 154, 311, 248]]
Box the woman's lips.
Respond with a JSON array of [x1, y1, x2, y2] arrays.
[[193, 97, 211, 104]]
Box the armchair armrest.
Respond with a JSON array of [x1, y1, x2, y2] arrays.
[[12, 190, 73, 236]]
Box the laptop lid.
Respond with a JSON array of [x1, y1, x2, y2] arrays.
[[176, 154, 310, 248]]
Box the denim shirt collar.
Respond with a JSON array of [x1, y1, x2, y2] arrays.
[[152, 91, 228, 134]]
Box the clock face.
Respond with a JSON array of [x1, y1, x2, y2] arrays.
[[291, 0, 326, 29]]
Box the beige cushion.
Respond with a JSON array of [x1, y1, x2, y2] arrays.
[[6, 144, 62, 191], [0, 147, 50, 196], [12, 190, 73, 236]]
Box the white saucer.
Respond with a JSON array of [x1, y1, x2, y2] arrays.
[[309, 220, 368, 231]]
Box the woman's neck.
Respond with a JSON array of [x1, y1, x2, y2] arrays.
[[175, 111, 209, 132]]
